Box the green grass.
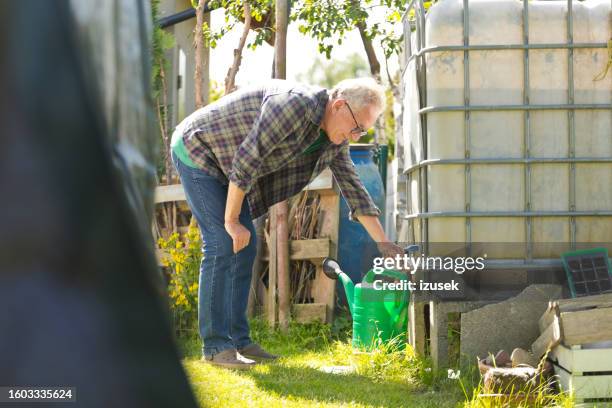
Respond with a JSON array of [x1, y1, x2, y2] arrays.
[[177, 319, 576, 408], [460, 352, 576, 408], [178, 319, 464, 408]]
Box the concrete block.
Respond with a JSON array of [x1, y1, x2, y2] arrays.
[[460, 284, 562, 364]]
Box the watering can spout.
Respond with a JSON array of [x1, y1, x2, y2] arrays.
[[337, 272, 355, 316], [322, 258, 355, 316]]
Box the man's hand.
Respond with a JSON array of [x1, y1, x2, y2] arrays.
[[377, 241, 405, 259], [355, 215, 405, 259], [224, 220, 251, 253]]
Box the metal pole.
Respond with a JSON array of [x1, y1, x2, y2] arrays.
[[463, 0, 472, 253], [567, 0, 577, 250], [523, 0, 533, 261]]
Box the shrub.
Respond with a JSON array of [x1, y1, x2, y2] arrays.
[[158, 222, 202, 336]]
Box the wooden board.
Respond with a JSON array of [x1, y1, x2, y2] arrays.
[[555, 366, 612, 400], [550, 344, 612, 373], [557, 293, 612, 313], [538, 301, 560, 333], [262, 238, 331, 261], [293, 303, 327, 323], [155, 184, 186, 203], [314, 192, 340, 324], [311, 266, 337, 324], [290, 238, 330, 260], [408, 296, 427, 356], [531, 315, 562, 358], [561, 307, 612, 346], [304, 168, 334, 192]]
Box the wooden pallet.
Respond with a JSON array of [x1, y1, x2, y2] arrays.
[[154, 170, 340, 324], [551, 344, 612, 405]]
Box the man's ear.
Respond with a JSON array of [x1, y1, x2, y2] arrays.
[[330, 98, 345, 112]]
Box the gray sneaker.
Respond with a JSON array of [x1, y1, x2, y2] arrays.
[[238, 343, 279, 361], [202, 349, 257, 370]]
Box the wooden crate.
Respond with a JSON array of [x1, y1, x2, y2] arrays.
[[551, 344, 612, 404], [534, 294, 612, 357]]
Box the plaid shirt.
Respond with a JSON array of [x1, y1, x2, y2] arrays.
[[177, 79, 380, 220]]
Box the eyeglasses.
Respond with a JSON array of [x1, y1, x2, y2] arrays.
[[345, 102, 369, 139]]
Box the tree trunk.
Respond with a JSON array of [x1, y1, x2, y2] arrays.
[[224, 1, 251, 94], [274, 0, 287, 79], [274, 0, 290, 332], [194, 0, 207, 109], [154, 43, 176, 240], [201, 12, 211, 107]]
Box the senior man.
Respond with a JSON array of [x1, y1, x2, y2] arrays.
[[171, 77, 402, 369]]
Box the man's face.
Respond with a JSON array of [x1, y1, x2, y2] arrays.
[[326, 99, 379, 145]]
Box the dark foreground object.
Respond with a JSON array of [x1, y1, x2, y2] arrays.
[[0, 2, 197, 407]]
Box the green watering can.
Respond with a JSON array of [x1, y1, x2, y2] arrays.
[[322, 252, 413, 351]]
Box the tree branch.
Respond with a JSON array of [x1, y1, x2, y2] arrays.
[[225, 1, 252, 94], [384, 52, 399, 99], [351, 0, 381, 80]]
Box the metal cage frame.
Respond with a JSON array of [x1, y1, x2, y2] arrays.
[[400, 0, 611, 268]]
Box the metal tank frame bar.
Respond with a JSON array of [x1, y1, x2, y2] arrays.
[[419, 103, 610, 113], [404, 210, 612, 218], [404, 157, 612, 173], [407, 42, 607, 61]]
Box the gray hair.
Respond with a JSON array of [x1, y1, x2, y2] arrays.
[[330, 77, 386, 115]]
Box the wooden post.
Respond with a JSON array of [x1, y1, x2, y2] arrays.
[[311, 187, 340, 323], [409, 294, 427, 355], [247, 217, 265, 318], [429, 301, 449, 370], [276, 202, 291, 331], [267, 208, 278, 326]]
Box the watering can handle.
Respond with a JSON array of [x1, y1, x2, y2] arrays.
[[362, 244, 420, 283], [362, 269, 408, 284]]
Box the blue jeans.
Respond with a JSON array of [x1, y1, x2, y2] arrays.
[[171, 151, 256, 356]]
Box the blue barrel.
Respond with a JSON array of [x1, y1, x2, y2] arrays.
[[337, 144, 386, 305]]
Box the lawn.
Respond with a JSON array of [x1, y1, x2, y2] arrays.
[[177, 319, 467, 408]]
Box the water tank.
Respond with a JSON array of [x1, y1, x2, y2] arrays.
[[400, 0, 611, 261], [338, 145, 386, 290]]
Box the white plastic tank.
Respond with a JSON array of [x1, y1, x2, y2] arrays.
[[401, 0, 611, 259]]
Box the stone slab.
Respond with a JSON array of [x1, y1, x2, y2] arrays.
[[460, 284, 563, 364]]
